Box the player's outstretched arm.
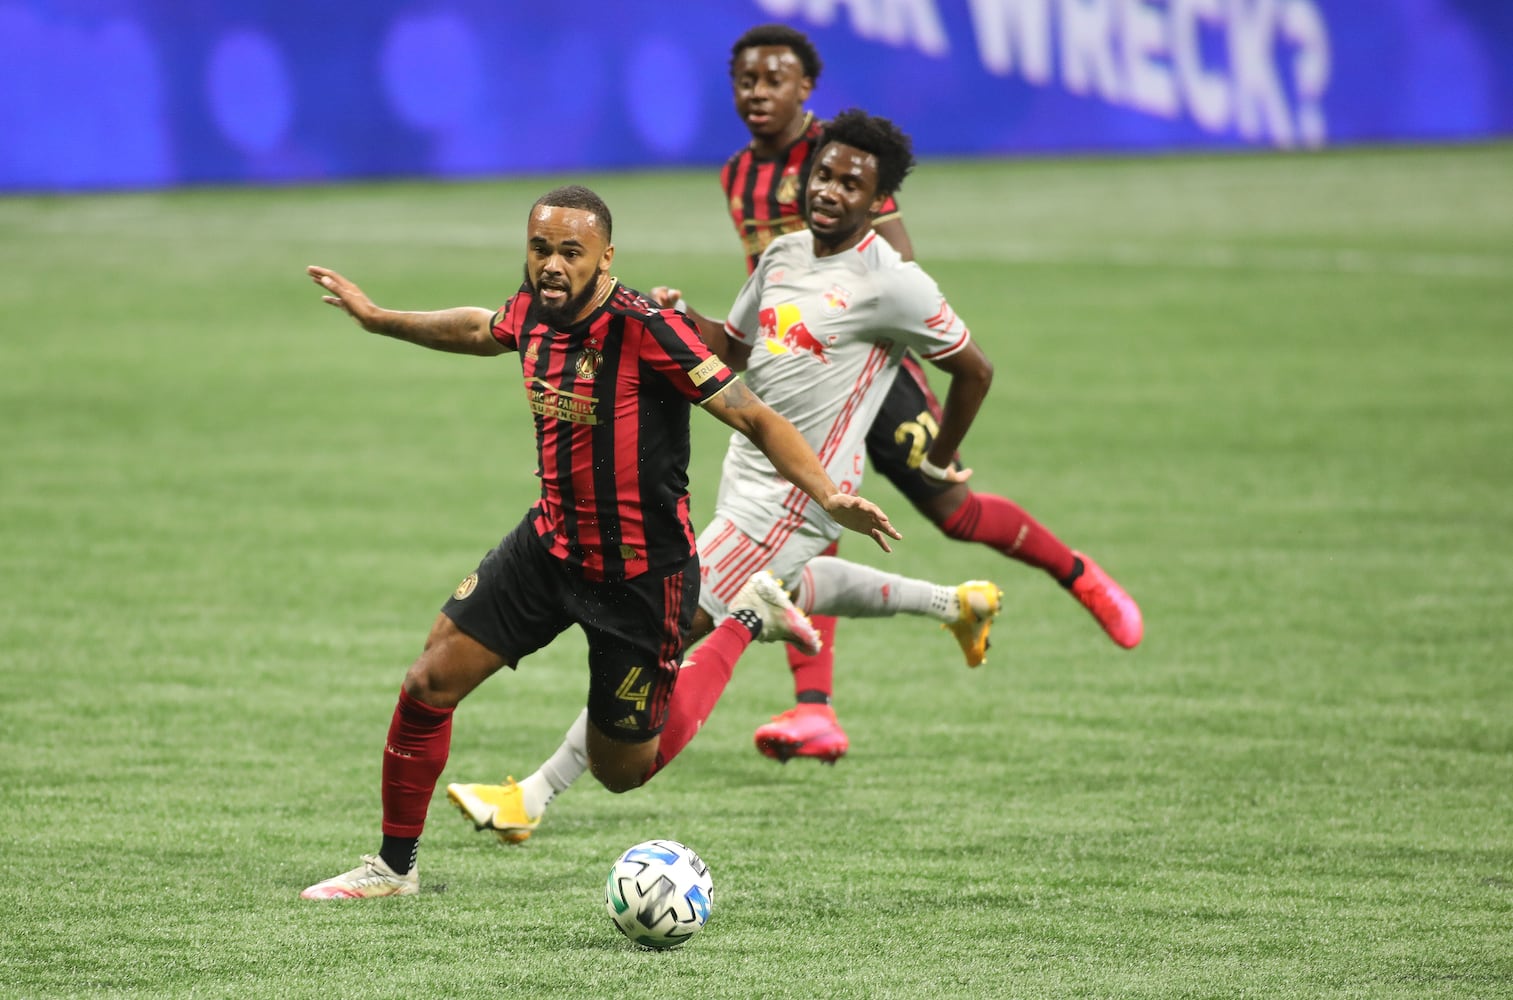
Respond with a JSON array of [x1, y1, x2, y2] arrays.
[[703, 380, 900, 552], [306, 265, 503, 356]]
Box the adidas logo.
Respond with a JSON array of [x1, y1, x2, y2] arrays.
[[614, 714, 640, 729]]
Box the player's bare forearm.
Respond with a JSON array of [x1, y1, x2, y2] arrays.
[[928, 372, 990, 465], [925, 343, 994, 471], [691, 310, 752, 370], [363, 306, 500, 355], [307, 265, 502, 356], [705, 381, 900, 551]]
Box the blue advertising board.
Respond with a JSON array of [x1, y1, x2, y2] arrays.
[[1, 0, 1510, 191]]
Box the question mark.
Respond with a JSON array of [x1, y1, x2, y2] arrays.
[[1282, 0, 1330, 147]]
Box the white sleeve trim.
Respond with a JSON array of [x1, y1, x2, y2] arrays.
[[918, 327, 972, 361]]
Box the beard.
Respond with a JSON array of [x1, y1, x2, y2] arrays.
[[524, 264, 602, 328], [806, 215, 866, 252], [803, 197, 867, 250]]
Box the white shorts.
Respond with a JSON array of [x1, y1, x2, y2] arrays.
[[695, 514, 835, 621]]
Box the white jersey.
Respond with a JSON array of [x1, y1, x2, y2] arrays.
[[714, 228, 971, 546]]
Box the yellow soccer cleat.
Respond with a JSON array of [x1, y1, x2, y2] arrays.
[[945, 580, 1003, 667], [446, 777, 541, 844]]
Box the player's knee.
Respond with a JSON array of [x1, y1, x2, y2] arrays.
[[596, 775, 644, 795], [587, 735, 659, 793], [400, 614, 506, 709], [401, 661, 450, 708], [589, 757, 648, 794], [585, 719, 659, 791], [688, 607, 716, 643], [919, 484, 973, 531]]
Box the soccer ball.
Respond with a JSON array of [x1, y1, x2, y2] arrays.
[[604, 839, 714, 949]]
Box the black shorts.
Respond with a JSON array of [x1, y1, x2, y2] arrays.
[[865, 352, 959, 504], [442, 516, 699, 742]]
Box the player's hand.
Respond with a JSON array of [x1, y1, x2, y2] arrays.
[[307, 265, 376, 325], [917, 456, 973, 484], [822, 494, 902, 553], [649, 286, 683, 309]]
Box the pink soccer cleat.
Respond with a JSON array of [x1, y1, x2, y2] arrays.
[[753, 703, 849, 764], [1070, 551, 1143, 649]]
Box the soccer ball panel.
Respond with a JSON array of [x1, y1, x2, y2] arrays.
[[604, 839, 714, 950]]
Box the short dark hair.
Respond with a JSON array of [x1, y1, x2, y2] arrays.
[[531, 185, 612, 241], [816, 109, 916, 198], [729, 23, 822, 82]]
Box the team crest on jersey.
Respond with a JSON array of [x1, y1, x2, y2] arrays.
[[575, 346, 603, 380], [822, 284, 852, 315], [453, 573, 478, 600], [760, 302, 835, 364], [776, 171, 800, 205]]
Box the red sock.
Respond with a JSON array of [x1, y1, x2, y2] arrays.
[[942, 490, 1077, 580], [644, 618, 754, 781], [788, 614, 836, 699], [787, 540, 839, 700], [380, 688, 454, 838]]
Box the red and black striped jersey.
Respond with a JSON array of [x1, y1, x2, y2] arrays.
[[720, 112, 902, 274], [490, 281, 737, 582]]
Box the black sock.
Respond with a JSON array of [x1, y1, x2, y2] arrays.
[[380, 835, 419, 875], [795, 689, 830, 706], [1058, 556, 1085, 589], [729, 607, 762, 639]]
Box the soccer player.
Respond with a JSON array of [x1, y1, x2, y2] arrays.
[[446, 112, 1008, 844], [298, 184, 900, 899], [724, 24, 1141, 760]]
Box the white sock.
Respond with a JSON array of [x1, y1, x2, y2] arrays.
[[517, 709, 589, 816], [796, 556, 959, 623]]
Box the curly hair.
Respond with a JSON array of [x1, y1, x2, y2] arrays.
[[532, 185, 612, 241], [728, 23, 823, 81], [816, 109, 917, 198]]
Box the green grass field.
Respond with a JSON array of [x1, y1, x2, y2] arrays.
[[2, 143, 1510, 999]]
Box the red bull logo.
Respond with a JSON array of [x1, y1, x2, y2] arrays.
[[760, 303, 836, 364], [822, 284, 851, 315]]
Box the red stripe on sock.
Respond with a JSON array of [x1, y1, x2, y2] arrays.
[[942, 491, 1077, 580], [380, 688, 454, 838]]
